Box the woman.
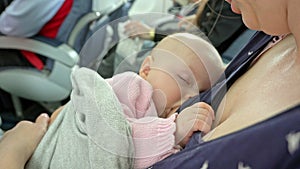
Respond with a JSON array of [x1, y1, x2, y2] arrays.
[[151, 0, 300, 168]]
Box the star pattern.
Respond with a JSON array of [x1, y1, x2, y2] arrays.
[[286, 131, 300, 155], [200, 160, 209, 169], [238, 162, 251, 169]]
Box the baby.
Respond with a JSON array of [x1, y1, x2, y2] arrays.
[[106, 32, 224, 168], [27, 33, 224, 169]]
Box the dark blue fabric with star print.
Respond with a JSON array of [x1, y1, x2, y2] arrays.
[[150, 31, 300, 169], [152, 105, 300, 169]]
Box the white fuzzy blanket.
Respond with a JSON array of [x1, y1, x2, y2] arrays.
[[26, 67, 134, 169]]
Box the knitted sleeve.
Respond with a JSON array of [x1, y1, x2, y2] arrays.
[[106, 72, 181, 168], [128, 114, 181, 169]]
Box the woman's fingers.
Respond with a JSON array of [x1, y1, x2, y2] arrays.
[[124, 21, 140, 36], [35, 113, 50, 127], [35, 113, 50, 135]]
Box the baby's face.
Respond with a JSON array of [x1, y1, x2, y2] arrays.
[[145, 38, 207, 118]]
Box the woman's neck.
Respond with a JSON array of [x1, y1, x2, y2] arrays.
[[287, 0, 300, 56]]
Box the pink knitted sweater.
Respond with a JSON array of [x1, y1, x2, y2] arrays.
[[106, 72, 180, 169]]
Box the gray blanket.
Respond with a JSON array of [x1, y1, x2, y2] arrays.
[[26, 67, 134, 169]]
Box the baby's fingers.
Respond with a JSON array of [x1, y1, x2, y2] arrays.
[[192, 117, 212, 134], [193, 102, 215, 120], [196, 111, 214, 126]]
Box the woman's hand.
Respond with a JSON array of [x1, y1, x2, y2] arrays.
[[124, 20, 154, 40], [0, 113, 50, 169], [175, 102, 214, 147]]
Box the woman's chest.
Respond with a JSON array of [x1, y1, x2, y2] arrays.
[[204, 37, 300, 141]]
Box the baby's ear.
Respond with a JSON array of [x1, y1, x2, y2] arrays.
[[139, 55, 152, 79]]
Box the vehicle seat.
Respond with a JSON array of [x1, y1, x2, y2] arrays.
[[0, 0, 125, 117]]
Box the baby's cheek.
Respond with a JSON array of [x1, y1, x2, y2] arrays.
[[152, 89, 167, 117]]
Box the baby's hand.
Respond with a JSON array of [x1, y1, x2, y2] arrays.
[[175, 102, 214, 147]]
